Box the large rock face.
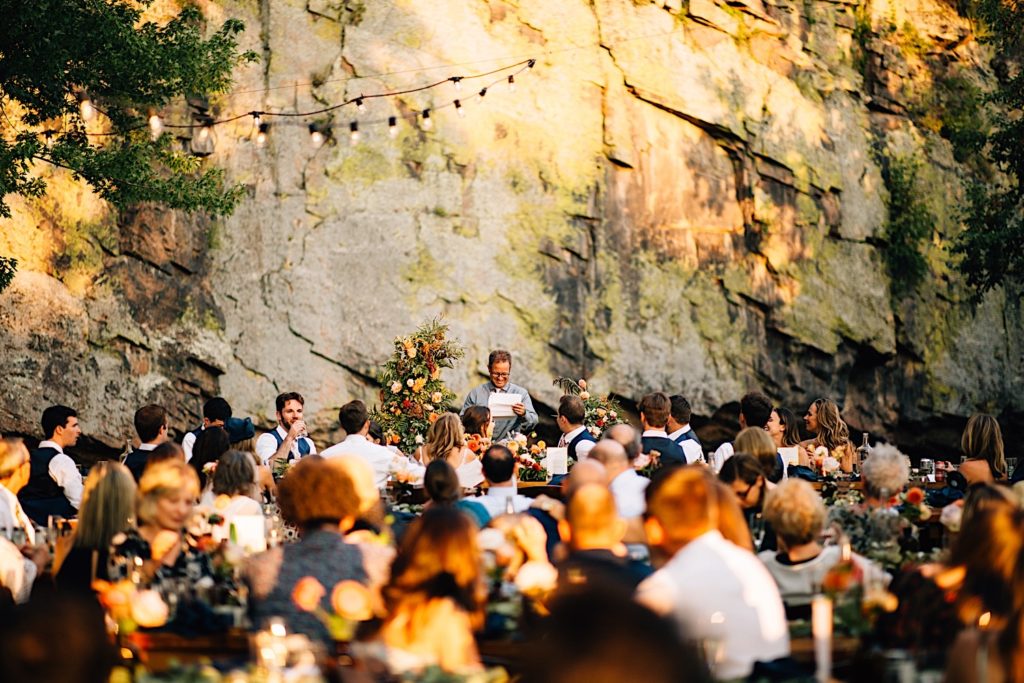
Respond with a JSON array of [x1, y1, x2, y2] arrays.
[[2, 0, 1022, 457]]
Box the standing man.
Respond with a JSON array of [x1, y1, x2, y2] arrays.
[[18, 405, 84, 525], [182, 397, 231, 462], [255, 392, 317, 467], [124, 405, 168, 482], [667, 395, 703, 465], [462, 349, 537, 442], [556, 395, 596, 460], [638, 393, 687, 469]]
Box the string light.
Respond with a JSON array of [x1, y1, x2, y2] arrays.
[[251, 112, 262, 128], [355, 97, 365, 113], [148, 111, 163, 139], [309, 123, 325, 148], [43, 131, 55, 148], [479, 88, 487, 98], [197, 125, 210, 142], [388, 116, 398, 138], [349, 121, 360, 145], [80, 97, 96, 122], [454, 99, 465, 118], [507, 75, 516, 92], [421, 109, 432, 130], [256, 123, 269, 146], [451, 76, 463, 91]]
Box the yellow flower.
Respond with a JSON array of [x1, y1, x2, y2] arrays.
[[579, 391, 590, 400], [331, 581, 374, 621], [412, 377, 427, 393], [406, 346, 417, 359], [214, 494, 232, 511], [596, 408, 607, 417], [536, 440, 546, 450]]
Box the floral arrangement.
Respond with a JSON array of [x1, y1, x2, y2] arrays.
[[552, 377, 625, 437], [93, 579, 170, 634], [818, 549, 898, 637], [827, 488, 940, 573], [478, 518, 558, 638], [505, 433, 548, 483], [372, 319, 465, 455], [291, 576, 376, 641]]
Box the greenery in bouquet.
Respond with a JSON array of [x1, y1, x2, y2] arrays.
[[827, 488, 937, 573], [552, 377, 625, 437], [372, 319, 465, 455], [504, 433, 548, 483]]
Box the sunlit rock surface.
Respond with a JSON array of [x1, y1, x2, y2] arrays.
[[2, 0, 1022, 456]]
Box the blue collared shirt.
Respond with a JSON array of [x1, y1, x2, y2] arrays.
[[461, 381, 538, 441]]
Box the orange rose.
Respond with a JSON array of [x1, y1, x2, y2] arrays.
[[292, 576, 326, 612], [428, 412, 439, 423], [467, 438, 480, 453], [905, 487, 925, 505], [330, 581, 374, 621]]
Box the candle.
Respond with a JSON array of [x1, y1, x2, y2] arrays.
[[812, 595, 832, 683]]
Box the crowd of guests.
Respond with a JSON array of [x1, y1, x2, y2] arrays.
[[0, 348, 1022, 682]]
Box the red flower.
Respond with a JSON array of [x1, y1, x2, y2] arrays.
[[905, 487, 925, 505], [401, 399, 412, 409]]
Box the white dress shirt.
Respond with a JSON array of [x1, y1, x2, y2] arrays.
[[38, 440, 83, 509], [637, 530, 790, 679], [0, 486, 35, 545], [711, 441, 734, 473], [321, 434, 424, 488], [560, 426, 596, 459], [255, 426, 317, 465], [470, 484, 533, 518], [182, 430, 198, 462], [0, 536, 36, 603], [667, 426, 704, 465], [609, 468, 649, 519]]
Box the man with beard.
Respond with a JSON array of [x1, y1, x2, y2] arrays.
[[255, 392, 317, 467]]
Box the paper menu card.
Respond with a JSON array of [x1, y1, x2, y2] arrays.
[[488, 392, 519, 419], [544, 447, 569, 476], [779, 447, 800, 467]]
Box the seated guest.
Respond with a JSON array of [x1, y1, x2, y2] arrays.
[[109, 459, 213, 584], [0, 535, 46, 604], [56, 462, 136, 594], [189, 426, 229, 490], [423, 460, 490, 528], [959, 413, 1007, 485], [147, 441, 185, 466], [711, 392, 772, 472], [758, 479, 886, 618], [182, 396, 231, 462], [124, 404, 168, 482], [857, 442, 910, 507], [468, 444, 532, 517], [208, 450, 262, 532], [638, 393, 686, 468], [667, 394, 703, 464], [602, 422, 642, 464], [417, 413, 483, 489], [460, 405, 493, 445], [766, 406, 802, 450], [590, 438, 647, 520], [557, 483, 652, 593], [322, 400, 422, 487], [19, 405, 84, 525], [719, 453, 776, 552], [224, 417, 276, 501], [244, 457, 368, 644], [637, 467, 789, 680], [461, 349, 538, 441], [555, 395, 596, 461], [360, 507, 484, 674], [255, 392, 317, 467], [0, 439, 36, 546], [735, 427, 784, 483], [800, 398, 857, 473], [562, 458, 607, 500]]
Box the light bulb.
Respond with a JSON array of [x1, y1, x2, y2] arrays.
[[148, 113, 163, 139], [252, 112, 262, 128], [452, 77, 462, 91], [479, 88, 487, 98], [80, 98, 95, 122], [388, 116, 398, 138], [355, 97, 365, 113], [349, 121, 360, 145], [421, 109, 432, 130], [256, 123, 268, 146], [43, 131, 55, 148], [198, 126, 210, 141], [309, 123, 325, 148], [454, 99, 465, 118], [507, 75, 516, 92]]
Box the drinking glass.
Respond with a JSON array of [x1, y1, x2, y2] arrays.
[[750, 513, 767, 551]]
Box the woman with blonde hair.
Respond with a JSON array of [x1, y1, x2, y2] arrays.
[[959, 413, 1006, 484], [802, 399, 857, 473], [418, 413, 483, 489], [736, 427, 783, 482], [56, 461, 136, 593]]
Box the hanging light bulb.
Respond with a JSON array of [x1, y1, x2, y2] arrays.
[[252, 112, 262, 128], [148, 111, 163, 139], [256, 123, 269, 146], [454, 99, 465, 118], [309, 123, 325, 148], [197, 125, 210, 142], [479, 88, 488, 98], [43, 131, 55, 149], [355, 97, 365, 113], [80, 97, 96, 122], [507, 74, 516, 92], [451, 76, 462, 91], [388, 116, 398, 138], [421, 109, 432, 130], [349, 121, 360, 145]]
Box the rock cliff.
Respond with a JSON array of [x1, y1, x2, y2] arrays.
[[2, 0, 1022, 458]]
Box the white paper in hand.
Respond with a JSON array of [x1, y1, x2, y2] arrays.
[[488, 392, 519, 419], [544, 447, 569, 475]]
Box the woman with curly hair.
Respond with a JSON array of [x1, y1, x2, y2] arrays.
[[358, 506, 485, 674], [959, 413, 1006, 485], [802, 399, 857, 473]]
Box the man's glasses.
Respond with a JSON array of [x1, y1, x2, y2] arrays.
[[490, 372, 510, 379]]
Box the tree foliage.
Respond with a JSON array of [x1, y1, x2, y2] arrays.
[[0, 0, 256, 219], [952, 0, 1024, 296], [881, 156, 934, 298]]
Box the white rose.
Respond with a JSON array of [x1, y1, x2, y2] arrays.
[[391, 382, 402, 394], [406, 378, 415, 387], [414, 434, 424, 444], [940, 503, 963, 532], [131, 590, 169, 628], [514, 560, 558, 594]]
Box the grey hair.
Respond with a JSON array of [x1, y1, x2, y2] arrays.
[[861, 443, 910, 498]]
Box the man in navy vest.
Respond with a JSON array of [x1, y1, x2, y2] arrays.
[[639, 393, 687, 469], [667, 395, 703, 465], [255, 392, 317, 467], [182, 397, 231, 462], [556, 395, 597, 461], [19, 405, 84, 525], [123, 405, 168, 482]]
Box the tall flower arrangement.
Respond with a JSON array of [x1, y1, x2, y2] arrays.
[[552, 377, 625, 437], [372, 319, 464, 454]]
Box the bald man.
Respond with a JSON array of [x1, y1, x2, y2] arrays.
[[562, 458, 606, 499], [557, 483, 652, 592]]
